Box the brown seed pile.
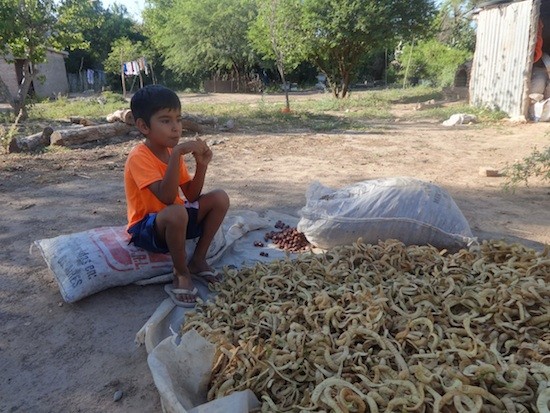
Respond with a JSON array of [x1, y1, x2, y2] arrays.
[[264, 220, 310, 252], [182, 239, 550, 412]]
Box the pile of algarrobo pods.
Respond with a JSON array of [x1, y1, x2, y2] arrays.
[[182, 239, 550, 412]]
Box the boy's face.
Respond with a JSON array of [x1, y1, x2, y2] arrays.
[[137, 108, 183, 148]]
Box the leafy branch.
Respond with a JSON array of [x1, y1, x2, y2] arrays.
[[503, 146, 550, 191]]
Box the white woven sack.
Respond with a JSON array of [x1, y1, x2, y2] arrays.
[[297, 177, 475, 250], [34, 225, 225, 303]]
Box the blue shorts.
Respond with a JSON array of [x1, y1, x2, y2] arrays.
[[127, 202, 202, 254]]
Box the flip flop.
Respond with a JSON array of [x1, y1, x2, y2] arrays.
[[192, 270, 223, 284], [164, 284, 198, 308]]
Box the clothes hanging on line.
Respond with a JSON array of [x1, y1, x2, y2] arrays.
[[124, 58, 149, 76], [86, 69, 94, 85]]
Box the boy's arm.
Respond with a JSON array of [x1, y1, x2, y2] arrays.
[[148, 140, 204, 205], [180, 145, 212, 202]]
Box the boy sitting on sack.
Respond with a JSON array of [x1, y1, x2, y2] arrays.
[[124, 85, 229, 307]]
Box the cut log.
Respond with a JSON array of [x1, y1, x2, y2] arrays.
[[182, 113, 217, 125], [50, 123, 134, 147], [69, 116, 96, 126], [181, 119, 203, 134], [106, 109, 134, 125], [8, 127, 54, 153]]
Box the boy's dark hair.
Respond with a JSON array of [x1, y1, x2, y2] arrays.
[[130, 85, 181, 126]]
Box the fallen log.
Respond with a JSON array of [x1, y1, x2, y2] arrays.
[[181, 119, 203, 134], [106, 109, 134, 125], [70, 116, 96, 126], [8, 127, 54, 153], [50, 123, 134, 147], [182, 113, 217, 125]]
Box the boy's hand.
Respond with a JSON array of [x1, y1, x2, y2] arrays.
[[173, 138, 206, 157], [191, 138, 212, 166]]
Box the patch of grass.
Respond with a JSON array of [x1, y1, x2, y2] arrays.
[[181, 91, 397, 133], [28, 92, 128, 121], [13, 86, 507, 137], [361, 86, 444, 104], [403, 104, 507, 123]]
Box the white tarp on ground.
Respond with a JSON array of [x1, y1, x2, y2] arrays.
[[135, 210, 303, 413]]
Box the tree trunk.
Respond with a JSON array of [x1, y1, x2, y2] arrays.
[[277, 62, 290, 112], [341, 70, 350, 99], [8, 127, 54, 153], [14, 60, 34, 120], [50, 123, 134, 147]]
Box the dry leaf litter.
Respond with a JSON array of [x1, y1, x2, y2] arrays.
[[181, 239, 550, 412]]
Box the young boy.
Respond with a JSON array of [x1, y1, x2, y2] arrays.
[[125, 85, 230, 307]]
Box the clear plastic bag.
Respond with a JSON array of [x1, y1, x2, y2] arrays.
[[297, 177, 475, 251]]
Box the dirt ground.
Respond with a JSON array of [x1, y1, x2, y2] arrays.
[[0, 92, 548, 412]]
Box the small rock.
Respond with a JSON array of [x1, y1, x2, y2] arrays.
[[479, 167, 500, 177], [113, 390, 123, 402]]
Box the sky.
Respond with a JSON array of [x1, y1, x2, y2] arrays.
[[102, 0, 146, 22]]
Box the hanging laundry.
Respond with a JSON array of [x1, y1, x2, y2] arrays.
[[86, 69, 94, 85], [132, 61, 140, 75], [143, 58, 149, 76], [124, 62, 132, 76]]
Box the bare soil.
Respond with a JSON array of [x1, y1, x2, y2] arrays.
[[0, 92, 548, 412]]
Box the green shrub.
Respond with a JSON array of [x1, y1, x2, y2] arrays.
[[503, 146, 550, 190], [397, 39, 472, 88]]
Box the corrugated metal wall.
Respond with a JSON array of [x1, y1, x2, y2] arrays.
[[470, 0, 540, 118]]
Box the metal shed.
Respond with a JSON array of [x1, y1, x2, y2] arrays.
[[470, 0, 544, 118]]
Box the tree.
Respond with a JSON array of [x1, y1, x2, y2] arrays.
[[396, 39, 472, 87], [434, 0, 478, 51], [64, 3, 144, 74], [104, 38, 144, 96], [0, 0, 99, 117], [144, 0, 257, 87], [249, 0, 306, 111], [300, 0, 435, 98]]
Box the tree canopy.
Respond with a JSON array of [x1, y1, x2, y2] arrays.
[[0, 0, 463, 105], [248, 0, 307, 109], [142, 0, 436, 97], [298, 0, 435, 97], [144, 0, 257, 84]]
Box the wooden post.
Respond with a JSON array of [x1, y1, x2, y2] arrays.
[[403, 38, 415, 89], [149, 63, 156, 85], [120, 50, 126, 97]]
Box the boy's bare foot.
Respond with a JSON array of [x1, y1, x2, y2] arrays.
[[188, 259, 222, 283], [171, 272, 197, 305]]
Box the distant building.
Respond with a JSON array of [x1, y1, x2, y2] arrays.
[[0, 49, 69, 102]]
